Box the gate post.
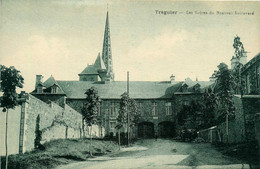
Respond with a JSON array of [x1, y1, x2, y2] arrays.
[[154, 122, 158, 138]]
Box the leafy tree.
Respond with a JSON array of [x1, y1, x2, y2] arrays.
[[0, 65, 24, 169], [177, 100, 203, 130], [128, 99, 140, 140], [81, 87, 100, 157], [202, 87, 218, 128], [117, 93, 140, 146], [232, 62, 244, 95], [116, 92, 128, 149], [215, 63, 235, 142]]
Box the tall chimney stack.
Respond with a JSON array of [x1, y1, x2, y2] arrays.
[[170, 74, 175, 84], [35, 75, 43, 89]]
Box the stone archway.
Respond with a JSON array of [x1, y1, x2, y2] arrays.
[[158, 121, 175, 138], [138, 122, 154, 138]]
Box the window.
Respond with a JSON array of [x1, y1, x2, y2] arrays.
[[110, 122, 116, 129], [110, 102, 116, 116], [37, 86, 43, 94], [152, 102, 157, 116], [181, 84, 188, 92], [139, 102, 143, 116], [51, 85, 57, 94], [166, 102, 172, 115], [97, 102, 101, 116], [193, 84, 201, 93]]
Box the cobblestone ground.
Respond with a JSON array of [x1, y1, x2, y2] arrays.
[[56, 139, 249, 169]]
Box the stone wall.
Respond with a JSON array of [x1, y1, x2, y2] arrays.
[[242, 96, 260, 141], [254, 113, 260, 148], [0, 93, 103, 155], [197, 95, 245, 143], [215, 95, 246, 143]]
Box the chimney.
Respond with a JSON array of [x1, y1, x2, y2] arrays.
[[231, 56, 238, 70], [239, 51, 247, 65], [104, 75, 112, 84], [170, 74, 175, 84], [35, 75, 43, 89]]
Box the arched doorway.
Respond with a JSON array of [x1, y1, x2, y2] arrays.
[[158, 121, 175, 138], [138, 122, 154, 138]]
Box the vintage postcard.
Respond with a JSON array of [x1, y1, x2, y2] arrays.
[[0, 1, 260, 169]]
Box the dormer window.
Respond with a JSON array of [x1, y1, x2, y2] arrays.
[[51, 84, 58, 94], [193, 84, 201, 93], [37, 86, 43, 94], [181, 84, 188, 92]]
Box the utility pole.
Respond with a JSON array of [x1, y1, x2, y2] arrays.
[[127, 71, 130, 146]]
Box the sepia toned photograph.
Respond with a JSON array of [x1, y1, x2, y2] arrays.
[[0, 1, 260, 169]]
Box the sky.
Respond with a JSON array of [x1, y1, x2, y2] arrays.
[[0, 0, 259, 93]]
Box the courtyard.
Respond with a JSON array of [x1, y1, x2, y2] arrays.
[[56, 139, 248, 169]]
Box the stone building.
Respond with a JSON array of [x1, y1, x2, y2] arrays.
[[241, 53, 260, 95], [241, 53, 260, 142], [31, 12, 214, 138]]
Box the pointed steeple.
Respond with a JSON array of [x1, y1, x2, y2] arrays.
[[102, 11, 114, 81]]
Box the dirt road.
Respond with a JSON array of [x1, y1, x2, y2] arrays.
[[56, 139, 249, 169]]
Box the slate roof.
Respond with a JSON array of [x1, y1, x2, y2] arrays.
[[241, 53, 260, 73], [44, 76, 59, 87], [94, 53, 106, 70], [57, 81, 183, 99], [79, 65, 99, 75], [31, 76, 65, 94]]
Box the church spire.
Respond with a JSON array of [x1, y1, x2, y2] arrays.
[[102, 11, 114, 81]]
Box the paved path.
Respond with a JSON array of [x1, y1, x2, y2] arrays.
[[56, 139, 249, 169]]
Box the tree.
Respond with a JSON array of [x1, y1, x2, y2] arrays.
[[202, 87, 218, 129], [116, 92, 128, 149], [81, 87, 100, 157], [177, 100, 203, 130], [0, 65, 24, 169], [215, 63, 235, 142], [117, 93, 140, 146], [128, 99, 140, 140], [232, 62, 244, 95]]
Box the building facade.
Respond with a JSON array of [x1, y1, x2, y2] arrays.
[[241, 53, 260, 95], [31, 12, 214, 138]]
